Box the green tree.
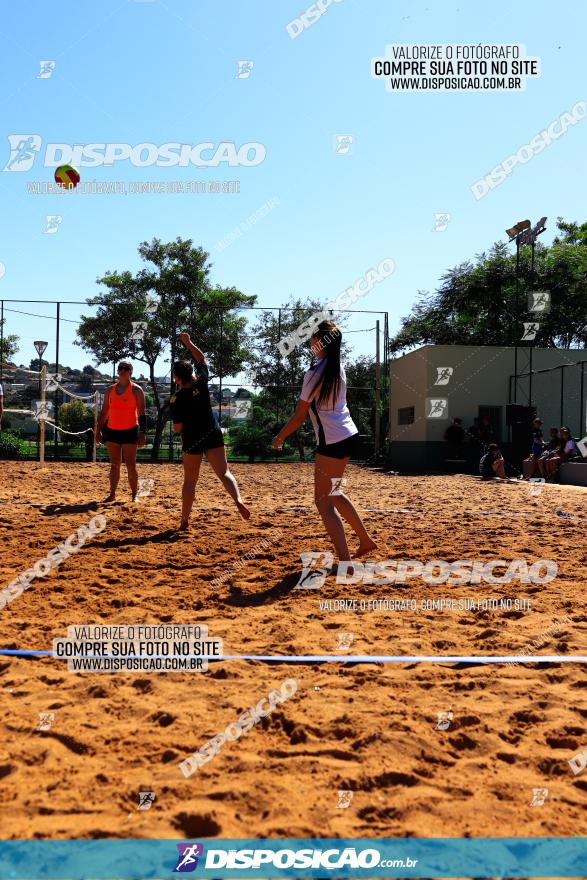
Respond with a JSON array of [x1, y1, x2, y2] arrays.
[[0, 321, 19, 364], [77, 372, 94, 392], [246, 298, 350, 461], [30, 357, 49, 371], [389, 219, 587, 353], [553, 218, 587, 247], [76, 237, 256, 459], [58, 399, 94, 445], [230, 396, 276, 462], [0, 430, 25, 459]]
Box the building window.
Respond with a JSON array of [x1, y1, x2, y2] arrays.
[[398, 406, 415, 425]]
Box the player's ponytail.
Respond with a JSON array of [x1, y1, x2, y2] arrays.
[[309, 321, 342, 406]]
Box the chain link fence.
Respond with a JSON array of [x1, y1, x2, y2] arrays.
[[0, 300, 389, 463]]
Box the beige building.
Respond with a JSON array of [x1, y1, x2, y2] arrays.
[[388, 345, 587, 471]]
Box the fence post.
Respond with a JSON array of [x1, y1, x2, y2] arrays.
[[580, 362, 585, 436], [375, 320, 381, 455], [168, 314, 176, 462], [277, 308, 281, 427], [93, 391, 99, 463], [277, 308, 282, 461], [383, 312, 389, 444], [219, 309, 224, 428], [39, 366, 46, 467], [388, 357, 393, 450], [54, 301, 60, 460]]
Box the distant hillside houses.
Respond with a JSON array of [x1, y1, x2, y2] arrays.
[[2, 365, 255, 429]]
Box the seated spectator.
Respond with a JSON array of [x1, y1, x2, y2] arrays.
[[537, 427, 562, 478], [480, 442, 506, 480], [524, 417, 544, 479], [544, 426, 584, 480]]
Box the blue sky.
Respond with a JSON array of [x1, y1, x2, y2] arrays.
[[0, 0, 585, 381]]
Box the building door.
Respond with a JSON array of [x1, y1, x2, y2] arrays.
[[506, 404, 536, 468]]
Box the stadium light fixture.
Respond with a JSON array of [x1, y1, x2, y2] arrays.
[[505, 215, 547, 418], [505, 219, 531, 241], [34, 340, 48, 359], [33, 340, 48, 460]]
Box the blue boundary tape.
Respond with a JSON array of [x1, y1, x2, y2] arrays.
[[0, 650, 586, 663]]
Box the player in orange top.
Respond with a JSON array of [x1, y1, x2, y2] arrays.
[[97, 361, 146, 502]]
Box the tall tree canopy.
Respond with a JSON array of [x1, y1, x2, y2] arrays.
[[76, 237, 256, 457], [0, 320, 19, 363], [390, 218, 587, 353]]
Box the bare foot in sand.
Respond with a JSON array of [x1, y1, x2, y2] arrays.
[[236, 500, 251, 520], [179, 518, 189, 531], [103, 493, 116, 503], [355, 539, 378, 558]]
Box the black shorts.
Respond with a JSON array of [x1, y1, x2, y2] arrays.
[[316, 433, 360, 460], [104, 425, 138, 445], [183, 427, 225, 456]]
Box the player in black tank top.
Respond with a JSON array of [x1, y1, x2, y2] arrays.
[[170, 333, 250, 530]]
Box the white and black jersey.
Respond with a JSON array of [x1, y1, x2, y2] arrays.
[[300, 361, 358, 446]]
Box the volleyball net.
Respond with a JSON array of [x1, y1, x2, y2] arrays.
[[2, 364, 99, 464]]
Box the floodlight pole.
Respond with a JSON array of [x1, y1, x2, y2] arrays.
[[513, 236, 521, 404], [39, 365, 46, 467], [34, 340, 48, 462], [0, 301, 3, 383], [375, 320, 381, 456], [580, 363, 585, 436], [54, 302, 60, 460], [526, 218, 546, 407], [505, 217, 546, 408]]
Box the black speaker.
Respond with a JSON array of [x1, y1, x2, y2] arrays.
[[506, 404, 536, 426]]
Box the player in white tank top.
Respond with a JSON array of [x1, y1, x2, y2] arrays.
[[272, 320, 377, 565]]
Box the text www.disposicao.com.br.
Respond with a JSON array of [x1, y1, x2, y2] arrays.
[[69, 657, 204, 671]]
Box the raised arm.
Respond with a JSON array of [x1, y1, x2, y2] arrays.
[[178, 332, 205, 364]]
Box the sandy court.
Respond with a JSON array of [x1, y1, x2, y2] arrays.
[[0, 460, 586, 846]]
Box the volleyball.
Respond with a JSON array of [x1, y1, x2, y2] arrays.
[[54, 164, 80, 189]]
